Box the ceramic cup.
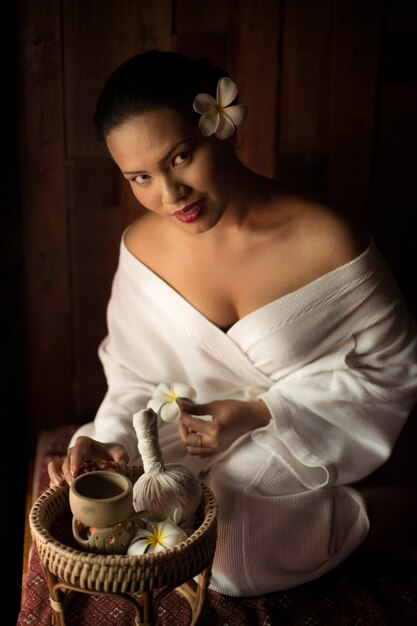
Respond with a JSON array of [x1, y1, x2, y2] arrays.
[[71, 516, 138, 554], [69, 470, 139, 554]]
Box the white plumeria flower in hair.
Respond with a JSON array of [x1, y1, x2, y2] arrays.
[[193, 77, 248, 139], [147, 382, 197, 423], [127, 518, 187, 555]]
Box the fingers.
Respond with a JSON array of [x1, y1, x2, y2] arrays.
[[178, 416, 218, 457], [181, 401, 212, 416], [186, 435, 217, 457], [178, 419, 189, 443], [106, 444, 130, 470], [180, 412, 213, 434], [69, 436, 92, 480], [47, 449, 78, 486], [47, 437, 131, 487], [47, 460, 66, 488]]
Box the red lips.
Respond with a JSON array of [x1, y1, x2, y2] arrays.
[[172, 199, 205, 223]]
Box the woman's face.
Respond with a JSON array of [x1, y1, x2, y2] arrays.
[[106, 107, 235, 233]]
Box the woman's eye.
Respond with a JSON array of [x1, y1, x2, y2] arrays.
[[173, 151, 191, 166], [133, 174, 150, 185]]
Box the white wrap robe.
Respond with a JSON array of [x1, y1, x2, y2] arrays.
[[70, 233, 417, 596]]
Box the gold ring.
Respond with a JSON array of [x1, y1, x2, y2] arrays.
[[198, 434, 203, 447]]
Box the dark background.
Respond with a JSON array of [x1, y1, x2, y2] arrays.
[[2, 3, 28, 624], [3, 1, 416, 622]]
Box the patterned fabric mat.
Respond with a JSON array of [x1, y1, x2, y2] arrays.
[[18, 425, 417, 626]]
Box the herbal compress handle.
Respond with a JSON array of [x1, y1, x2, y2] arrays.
[[132, 408, 202, 523], [133, 406, 164, 474]]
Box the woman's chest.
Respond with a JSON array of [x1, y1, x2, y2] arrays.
[[147, 242, 322, 327]]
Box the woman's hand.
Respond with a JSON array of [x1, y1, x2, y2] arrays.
[[179, 399, 271, 457], [47, 436, 130, 487]]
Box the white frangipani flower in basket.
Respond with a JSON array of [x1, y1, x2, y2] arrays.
[[193, 77, 248, 140], [147, 382, 196, 423], [127, 518, 187, 555]]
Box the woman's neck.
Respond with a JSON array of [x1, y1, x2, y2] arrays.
[[206, 163, 280, 238]]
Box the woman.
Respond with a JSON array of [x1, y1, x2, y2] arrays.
[[48, 50, 417, 596]]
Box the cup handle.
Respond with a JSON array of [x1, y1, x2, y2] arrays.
[[72, 516, 90, 545]]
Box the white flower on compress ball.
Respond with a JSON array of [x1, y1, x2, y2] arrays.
[[127, 518, 187, 555], [147, 382, 196, 423]]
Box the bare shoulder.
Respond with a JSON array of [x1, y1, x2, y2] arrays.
[[124, 212, 169, 262], [292, 199, 370, 272]]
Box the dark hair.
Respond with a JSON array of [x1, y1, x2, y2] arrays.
[[94, 50, 229, 143]]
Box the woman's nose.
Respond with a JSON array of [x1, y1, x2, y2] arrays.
[[160, 176, 190, 205]]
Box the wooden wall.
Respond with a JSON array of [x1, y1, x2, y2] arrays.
[[15, 0, 416, 448]]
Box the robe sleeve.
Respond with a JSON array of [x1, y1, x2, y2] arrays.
[[256, 274, 417, 489]]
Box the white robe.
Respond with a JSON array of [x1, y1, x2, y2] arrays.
[[70, 233, 417, 596]]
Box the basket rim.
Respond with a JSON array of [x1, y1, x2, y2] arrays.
[[29, 470, 218, 566]]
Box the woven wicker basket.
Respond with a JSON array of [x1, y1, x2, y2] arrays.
[[29, 467, 218, 595]]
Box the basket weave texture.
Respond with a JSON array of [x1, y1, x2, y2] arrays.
[[29, 467, 218, 594]]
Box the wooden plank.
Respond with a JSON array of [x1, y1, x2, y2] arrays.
[[172, 0, 229, 94], [277, 0, 333, 198], [70, 204, 123, 422], [66, 158, 122, 421], [17, 0, 72, 438], [326, 0, 381, 219], [172, 32, 228, 69], [174, 0, 229, 33], [65, 158, 120, 210], [228, 0, 281, 178], [279, 0, 333, 154], [63, 0, 172, 159], [368, 82, 417, 317]]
